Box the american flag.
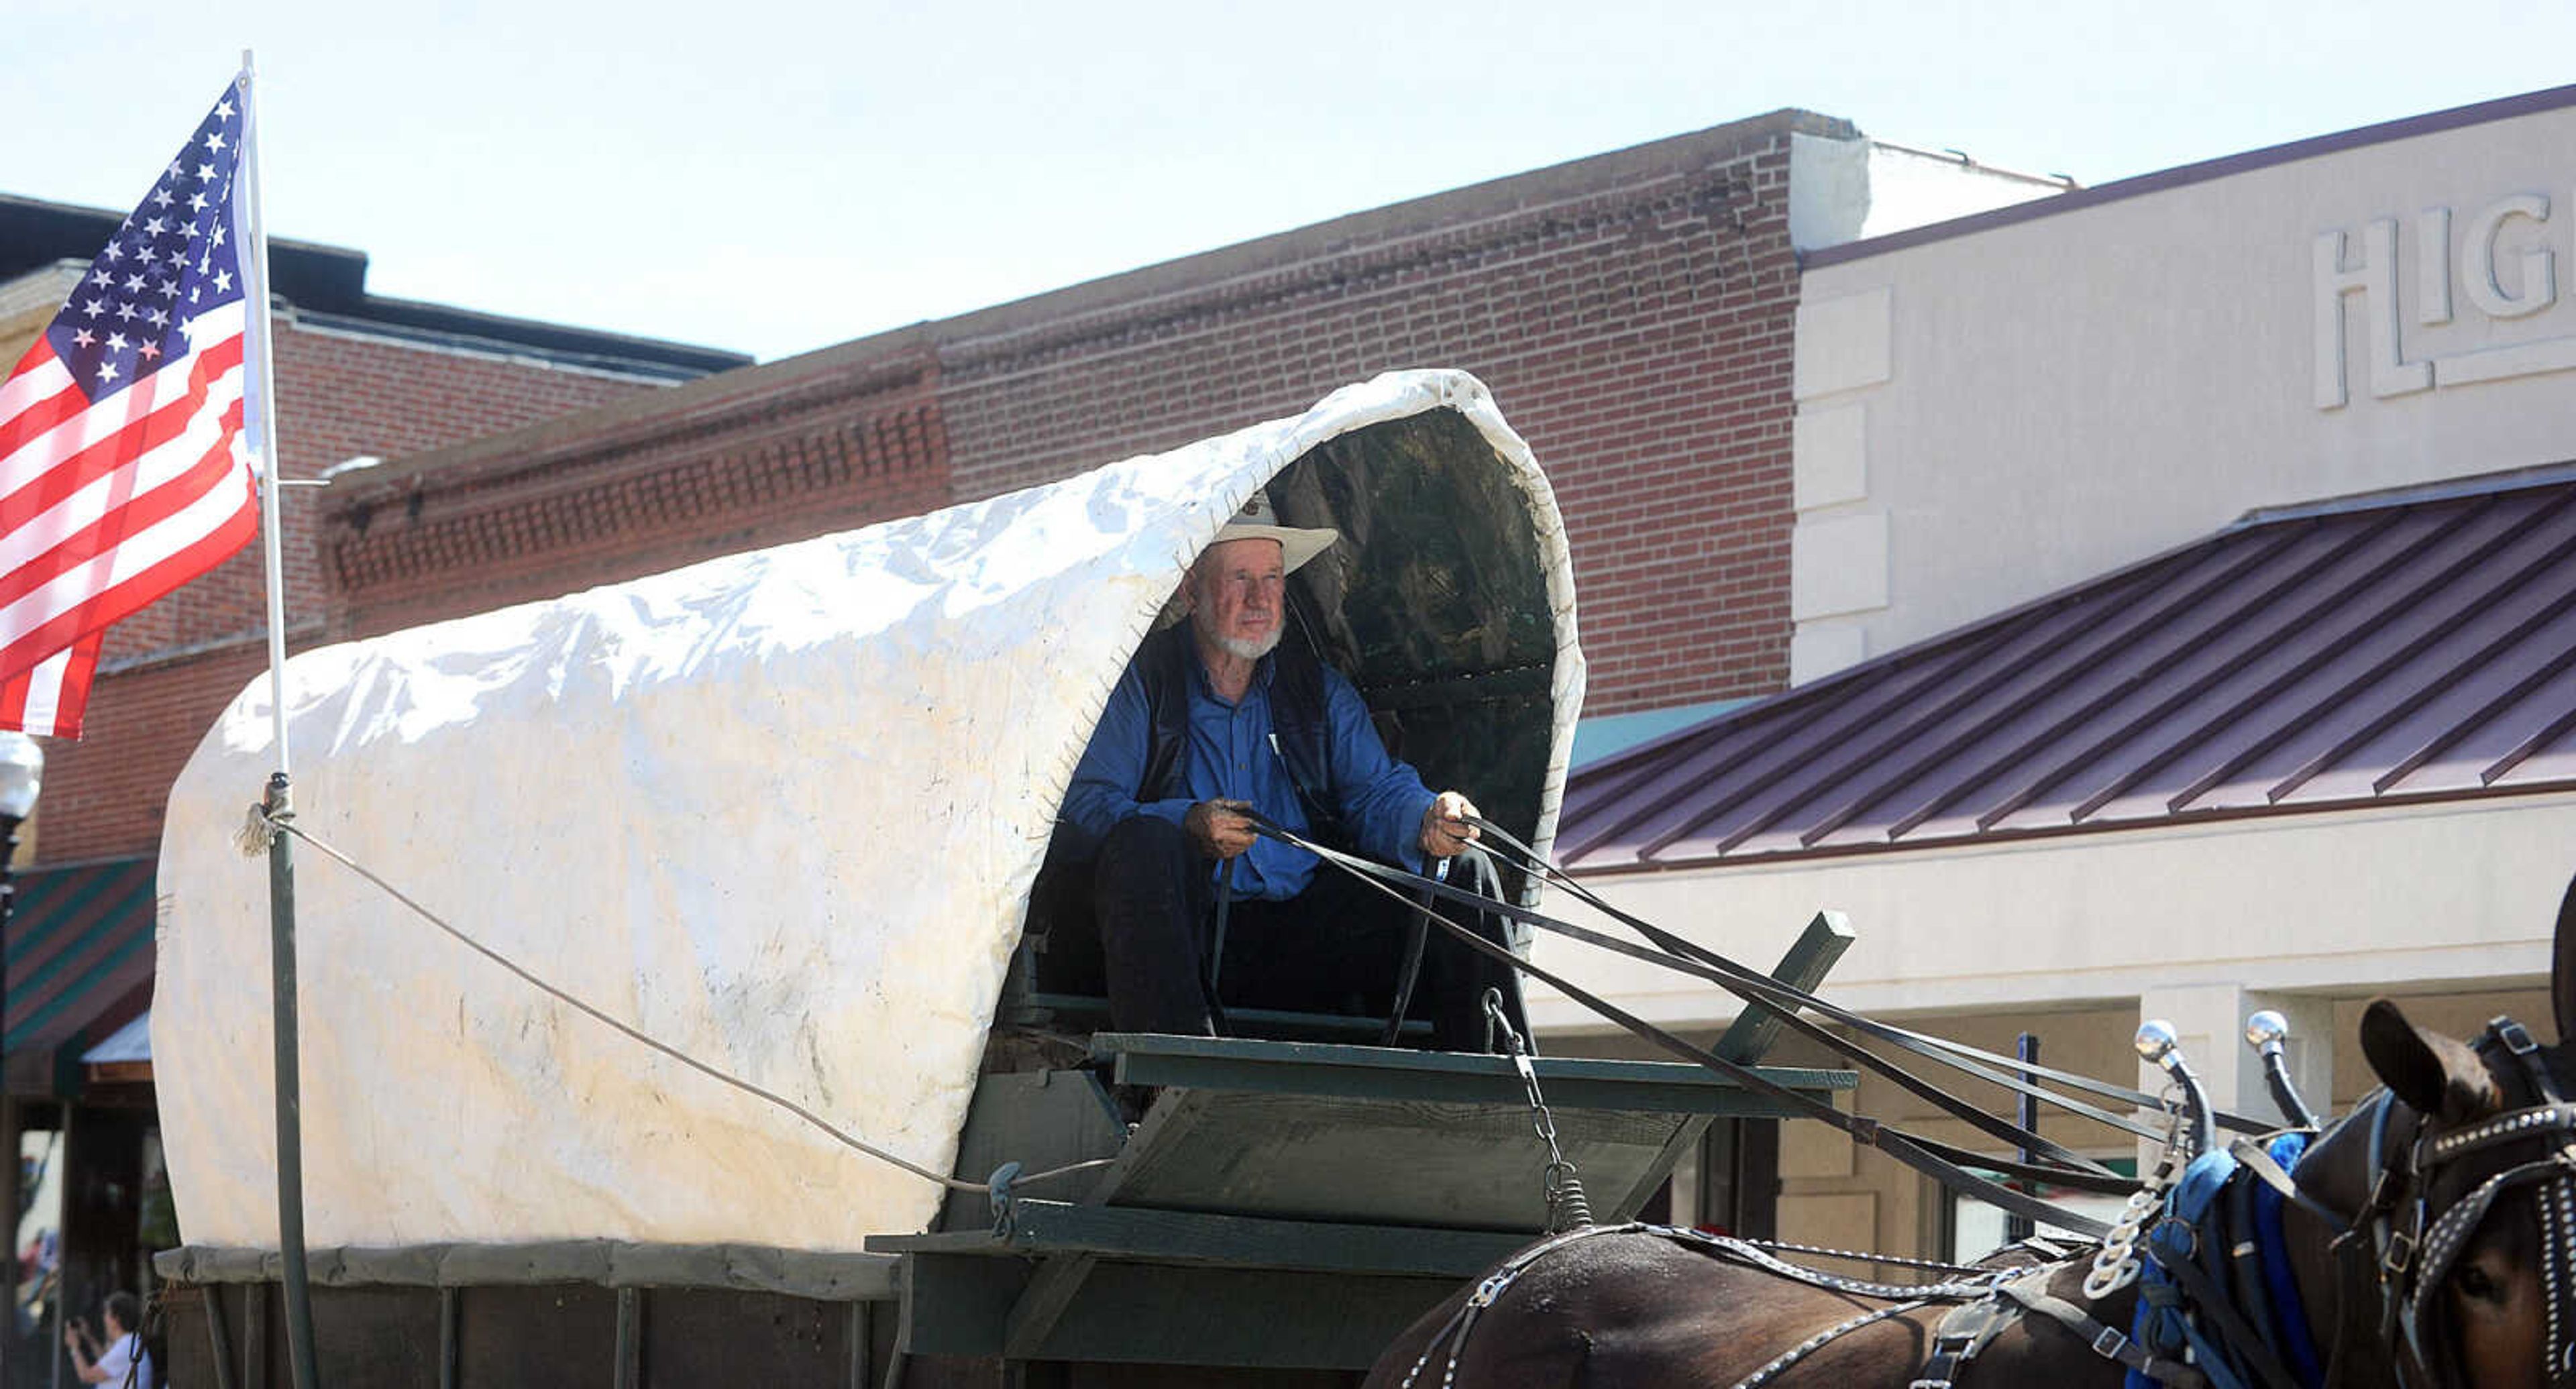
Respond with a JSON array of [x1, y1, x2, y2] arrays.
[[0, 80, 265, 738]]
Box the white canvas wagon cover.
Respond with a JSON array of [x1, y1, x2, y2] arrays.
[[154, 370, 1583, 1253]]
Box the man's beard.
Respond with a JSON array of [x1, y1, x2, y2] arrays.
[[1203, 619, 1282, 662]]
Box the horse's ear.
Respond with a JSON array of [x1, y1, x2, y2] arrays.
[[2554, 869, 2576, 1044], [2361, 998, 2500, 1123]]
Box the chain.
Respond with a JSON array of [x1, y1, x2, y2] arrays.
[[1661, 1226, 2021, 1302], [1734, 1237, 2009, 1278], [1484, 989, 1591, 1231], [1731, 1298, 1935, 1389], [2084, 1098, 2190, 1299], [121, 1290, 163, 1389]]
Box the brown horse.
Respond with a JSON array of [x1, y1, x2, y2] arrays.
[[1366, 880, 2576, 1389]]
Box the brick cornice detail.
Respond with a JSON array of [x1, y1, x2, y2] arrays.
[[328, 348, 938, 508], [325, 370, 948, 598]]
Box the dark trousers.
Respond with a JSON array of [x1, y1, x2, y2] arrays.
[[1071, 814, 1527, 1052]]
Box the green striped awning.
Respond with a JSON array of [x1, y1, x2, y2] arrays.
[[4, 856, 155, 1096]]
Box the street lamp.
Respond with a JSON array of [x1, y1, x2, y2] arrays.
[[0, 728, 40, 1388], [0, 729, 40, 1040], [0, 730, 43, 1027], [0, 729, 42, 840]]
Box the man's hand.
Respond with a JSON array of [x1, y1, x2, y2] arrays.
[[1184, 799, 1260, 860], [1418, 791, 1481, 858]]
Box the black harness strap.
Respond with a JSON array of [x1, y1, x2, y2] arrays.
[[1249, 814, 2122, 1237], [1995, 1280, 2210, 1388], [1468, 814, 2273, 1138], [1912, 1295, 2018, 1389], [2224, 1166, 2285, 1384], [2149, 1225, 2304, 1389], [1381, 854, 1446, 1046], [1203, 856, 1234, 1031], [1295, 822, 2138, 1176], [1270, 816, 2141, 1194], [2231, 1135, 2349, 1228]]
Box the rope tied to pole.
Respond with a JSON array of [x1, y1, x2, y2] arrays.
[[248, 805, 1109, 1202], [233, 773, 288, 857]]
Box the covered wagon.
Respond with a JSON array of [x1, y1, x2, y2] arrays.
[[147, 371, 1849, 1385]]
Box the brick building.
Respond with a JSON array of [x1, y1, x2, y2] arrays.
[[1542, 85, 2576, 1262], [0, 191, 745, 1349]]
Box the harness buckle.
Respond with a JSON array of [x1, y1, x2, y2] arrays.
[[2091, 1326, 2131, 1359], [1909, 1333, 1980, 1389], [2383, 1229, 2416, 1277], [2496, 1017, 2540, 1056], [2149, 1213, 2198, 1261]]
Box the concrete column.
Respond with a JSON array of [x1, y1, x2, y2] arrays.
[[2135, 985, 2334, 1131]]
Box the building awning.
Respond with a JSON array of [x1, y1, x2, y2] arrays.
[[80, 1008, 151, 1086], [5, 856, 154, 1096], [1562, 465, 2576, 873], [80, 1010, 150, 1065], [1570, 699, 1754, 768]]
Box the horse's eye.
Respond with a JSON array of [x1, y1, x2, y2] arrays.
[[2456, 1264, 2501, 1300]]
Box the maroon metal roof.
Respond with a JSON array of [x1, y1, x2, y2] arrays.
[[1560, 467, 2576, 874]]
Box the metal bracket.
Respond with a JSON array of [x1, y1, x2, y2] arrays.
[[987, 1162, 1023, 1238]]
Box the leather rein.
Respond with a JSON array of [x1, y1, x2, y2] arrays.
[[1301, 816, 2576, 1389]]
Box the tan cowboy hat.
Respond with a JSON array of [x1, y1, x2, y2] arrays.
[[1212, 490, 1338, 574]]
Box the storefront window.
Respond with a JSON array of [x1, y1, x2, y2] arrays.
[[12, 1121, 62, 1372]]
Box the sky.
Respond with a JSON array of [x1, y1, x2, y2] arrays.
[[9, 1, 2576, 365]]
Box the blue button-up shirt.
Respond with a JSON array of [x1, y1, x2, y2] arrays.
[[1060, 646, 1437, 899]]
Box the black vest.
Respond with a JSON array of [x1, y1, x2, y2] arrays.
[[1132, 622, 1345, 844]]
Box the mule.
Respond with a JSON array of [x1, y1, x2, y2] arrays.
[[1366, 878, 2576, 1389]]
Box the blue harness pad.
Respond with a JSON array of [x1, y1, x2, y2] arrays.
[[2132, 1150, 2251, 1389], [2127, 1137, 2325, 1389]]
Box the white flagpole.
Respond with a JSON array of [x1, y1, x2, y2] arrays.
[[235, 53, 291, 777], [235, 50, 325, 1389]]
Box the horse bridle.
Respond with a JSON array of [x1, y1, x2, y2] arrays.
[[1270, 812, 2576, 1388], [1393, 1015, 2576, 1389], [2337, 1017, 2576, 1389]]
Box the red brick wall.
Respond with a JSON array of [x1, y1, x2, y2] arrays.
[[36, 323, 678, 863], [34, 647, 268, 861], [934, 115, 1822, 716]]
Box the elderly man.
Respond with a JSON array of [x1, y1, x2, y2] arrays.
[[1053, 492, 1525, 1050]]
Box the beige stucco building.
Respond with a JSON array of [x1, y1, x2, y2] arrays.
[[1535, 85, 2576, 1260]]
